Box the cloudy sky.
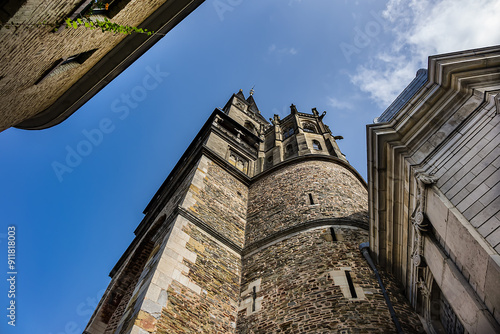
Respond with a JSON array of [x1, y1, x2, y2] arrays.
[[0, 0, 499, 332]]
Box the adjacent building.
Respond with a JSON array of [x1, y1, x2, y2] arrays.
[[0, 0, 204, 131], [367, 45, 500, 333]]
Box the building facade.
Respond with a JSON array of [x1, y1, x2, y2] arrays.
[[367, 45, 500, 333], [85, 90, 421, 333], [0, 0, 204, 131]]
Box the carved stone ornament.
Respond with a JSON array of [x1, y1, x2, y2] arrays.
[[410, 171, 437, 307], [236, 101, 246, 110]]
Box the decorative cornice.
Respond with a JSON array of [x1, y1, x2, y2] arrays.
[[252, 154, 367, 189], [242, 218, 368, 257]]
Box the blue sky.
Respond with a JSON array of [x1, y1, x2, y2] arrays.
[[1, 0, 499, 333]]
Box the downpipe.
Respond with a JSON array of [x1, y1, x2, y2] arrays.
[[360, 242, 404, 334]]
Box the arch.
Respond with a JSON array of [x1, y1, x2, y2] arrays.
[[244, 121, 257, 135], [285, 143, 294, 158], [312, 140, 322, 150], [242, 218, 368, 257], [302, 122, 317, 133]]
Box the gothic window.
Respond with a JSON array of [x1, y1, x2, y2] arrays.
[[303, 122, 317, 133], [228, 149, 248, 173], [282, 127, 294, 139], [244, 121, 257, 135], [312, 140, 322, 150], [265, 155, 273, 169], [285, 144, 294, 158]]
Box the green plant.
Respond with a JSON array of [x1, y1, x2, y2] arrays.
[[0, 1, 154, 36], [65, 17, 153, 35]]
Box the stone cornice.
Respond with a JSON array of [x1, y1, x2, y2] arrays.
[[242, 218, 368, 257], [252, 154, 368, 189]]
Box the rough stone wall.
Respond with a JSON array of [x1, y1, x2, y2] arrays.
[[0, 0, 169, 130], [112, 155, 247, 333], [247, 160, 368, 245], [182, 156, 248, 247], [237, 227, 422, 334], [158, 223, 241, 333], [103, 240, 155, 333]]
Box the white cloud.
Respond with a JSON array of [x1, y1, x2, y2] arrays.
[[351, 0, 500, 108], [268, 44, 298, 56], [267, 44, 299, 64], [327, 97, 354, 110]]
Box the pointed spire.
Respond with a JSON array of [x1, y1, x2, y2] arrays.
[[235, 89, 245, 101], [246, 94, 259, 114]]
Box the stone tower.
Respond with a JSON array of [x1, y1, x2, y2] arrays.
[[84, 90, 421, 333]]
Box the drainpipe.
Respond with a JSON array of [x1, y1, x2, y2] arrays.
[[360, 242, 404, 334]]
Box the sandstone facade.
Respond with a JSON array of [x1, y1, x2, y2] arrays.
[[367, 45, 500, 333]]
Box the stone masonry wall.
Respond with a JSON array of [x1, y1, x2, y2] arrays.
[[247, 160, 368, 245], [237, 227, 422, 334], [157, 223, 241, 333], [182, 155, 248, 247], [112, 155, 247, 333]]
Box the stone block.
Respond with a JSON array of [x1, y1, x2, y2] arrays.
[[426, 190, 448, 237], [485, 223, 500, 248]]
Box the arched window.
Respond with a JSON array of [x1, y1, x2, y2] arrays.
[[285, 144, 294, 158], [313, 140, 322, 150], [283, 127, 294, 139], [244, 121, 257, 135], [228, 150, 248, 173], [303, 122, 317, 133]]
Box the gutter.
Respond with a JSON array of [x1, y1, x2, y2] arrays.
[[360, 242, 404, 334]]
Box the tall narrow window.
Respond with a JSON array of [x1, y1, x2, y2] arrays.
[[308, 193, 314, 205], [329, 227, 337, 241], [312, 140, 322, 150], [345, 271, 357, 298], [252, 286, 257, 312], [285, 144, 294, 158]]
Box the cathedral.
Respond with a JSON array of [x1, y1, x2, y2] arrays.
[[85, 45, 500, 334], [84, 89, 421, 333]]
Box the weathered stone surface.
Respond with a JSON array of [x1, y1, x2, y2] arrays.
[[86, 93, 422, 334], [247, 160, 368, 245], [238, 228, 421, 334], [157, 224, 240, 333]]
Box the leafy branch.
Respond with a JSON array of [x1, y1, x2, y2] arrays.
[[65, 17, 152, 35], [0, 1, 154, 36]]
